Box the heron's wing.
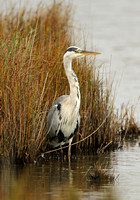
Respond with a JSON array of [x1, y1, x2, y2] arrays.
[[52, 95, 68, 106], [46, 95, 68, 138]]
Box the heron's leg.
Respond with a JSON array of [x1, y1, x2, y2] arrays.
[[68, 137, 73, 162], [60, 144, 63, 160]]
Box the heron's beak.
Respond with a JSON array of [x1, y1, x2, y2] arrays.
[[80, 50, 101, 56]]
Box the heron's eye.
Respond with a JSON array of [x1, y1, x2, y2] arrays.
[[75, 49, 82, 53]]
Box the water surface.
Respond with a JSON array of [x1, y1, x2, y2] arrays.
[[70, 0, 140, 122], [0, 139, 140, 200]]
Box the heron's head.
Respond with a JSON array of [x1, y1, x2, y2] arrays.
[[63, 46, 100, 60]]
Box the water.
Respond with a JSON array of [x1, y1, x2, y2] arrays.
[[69, 0, 140, 123], [112, 140, 140, 200], [0, 139, 140, 200]]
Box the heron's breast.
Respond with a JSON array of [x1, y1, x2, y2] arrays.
[[61, 100, 79, 119], [61, 117, 79, 138]]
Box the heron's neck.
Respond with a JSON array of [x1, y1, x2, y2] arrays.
[[63, 58, 81, 102]]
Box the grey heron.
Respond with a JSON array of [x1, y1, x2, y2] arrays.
[[47, 46, 100, 160]]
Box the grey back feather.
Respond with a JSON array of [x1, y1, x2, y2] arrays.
[[47, 95, 68, 137], [46, 94, 80, 147]]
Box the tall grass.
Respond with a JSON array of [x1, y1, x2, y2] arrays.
[[0, 3, 139, 163], [0, 3, 71, 163]]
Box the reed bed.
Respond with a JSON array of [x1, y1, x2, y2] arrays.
[[0, 3, 139, 164]]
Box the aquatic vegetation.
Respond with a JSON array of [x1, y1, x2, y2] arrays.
[[120, 105, 140, 139], [86, 164, 117, 184], [0, 3, 139, 164]]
